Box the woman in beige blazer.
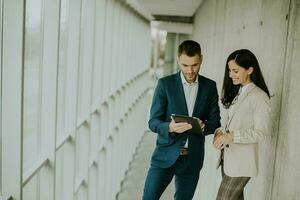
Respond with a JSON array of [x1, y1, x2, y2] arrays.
[[213, 49, 271, 200]]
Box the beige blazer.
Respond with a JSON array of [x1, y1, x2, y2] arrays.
[[218, 83, 271, 177]]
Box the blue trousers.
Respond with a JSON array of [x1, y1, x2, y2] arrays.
[[143, 155, 200, 200]]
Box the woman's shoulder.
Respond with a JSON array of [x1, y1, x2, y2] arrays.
[[249, 86, 270, 105], [252, 86, 269, 97]]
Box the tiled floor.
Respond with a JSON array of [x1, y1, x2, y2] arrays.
[[116, 132, 175, 200]]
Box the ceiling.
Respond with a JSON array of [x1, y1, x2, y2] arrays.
[[137, 0, 203, 16], [126, 0, 204, 22]]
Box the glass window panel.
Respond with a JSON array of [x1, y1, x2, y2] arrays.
[[98, 150, 107, 198], [77, 0, 94, 122], [75, 186, 87, 200], [88, 167, 97, 200], [55, 143, 75, 200], [23, 0, 44, 171], [90, 115, 100, 159], [23, 174, 39, 200], [75, 125, 89, 180], [57, 0, 69, 139], [55, 148, 63, 200]]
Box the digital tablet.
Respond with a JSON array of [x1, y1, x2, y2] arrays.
[[171, 114, 202, 135]]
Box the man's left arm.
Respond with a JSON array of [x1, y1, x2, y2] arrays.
[[203, 82, 221, 136]]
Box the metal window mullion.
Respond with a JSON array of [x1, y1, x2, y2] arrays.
[[0, 0, 3, 194], [37, 0, 45, 170]]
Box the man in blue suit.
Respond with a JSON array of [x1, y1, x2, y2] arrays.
[[143, 40, 221, 200]]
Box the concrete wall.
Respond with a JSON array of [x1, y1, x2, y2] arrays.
[[191, 0, 300, 199], [272, 1, 300, 199]]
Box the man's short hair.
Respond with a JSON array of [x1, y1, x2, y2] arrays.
[[178, 40, 201, 57]]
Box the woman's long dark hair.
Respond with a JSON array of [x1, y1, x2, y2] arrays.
[[221, 49, 270, 108]]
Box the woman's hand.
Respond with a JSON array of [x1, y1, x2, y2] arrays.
[[213, 131, 233, 150]]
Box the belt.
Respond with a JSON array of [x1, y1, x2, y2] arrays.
[[180, 148, 189, 156]]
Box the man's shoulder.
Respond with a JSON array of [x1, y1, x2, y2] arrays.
[[158, 73, 178, 84], [198, 75, 216, 86]]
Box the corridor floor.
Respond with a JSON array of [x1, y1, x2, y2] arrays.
[[116, 131, 175, 200]]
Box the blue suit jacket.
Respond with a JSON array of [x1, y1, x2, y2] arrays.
[[148, 72, 221, 172]]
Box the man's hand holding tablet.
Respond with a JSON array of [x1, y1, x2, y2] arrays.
[[170, 114, 204, 135]]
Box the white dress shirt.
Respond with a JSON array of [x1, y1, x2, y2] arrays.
[[230, 83, 251, 142], [180, 72, 199, 148], [216, 83, 252, 142]]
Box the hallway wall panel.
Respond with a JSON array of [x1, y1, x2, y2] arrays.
[[0, 0, 151, 199], [191, 0, 299, 199], [272, 1, 300, 199]]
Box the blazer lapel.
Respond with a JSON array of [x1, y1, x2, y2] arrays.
[[226, 83, 256, 128], [192, 74, 204, 116], [175, 72, 189, 115]]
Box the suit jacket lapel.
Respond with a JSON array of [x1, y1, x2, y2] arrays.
[[192, 74, 204, 116], [226, 83, 256, 128], [175, 72, 189, 115]]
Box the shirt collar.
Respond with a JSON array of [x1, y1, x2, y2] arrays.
[[239, 82, 252, 95], [180, 71, 198, 86]]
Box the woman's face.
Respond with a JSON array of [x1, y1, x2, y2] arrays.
[[228, 60, 253, 85]]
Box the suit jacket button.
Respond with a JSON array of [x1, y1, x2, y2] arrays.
[[226, 144, 229, 148]]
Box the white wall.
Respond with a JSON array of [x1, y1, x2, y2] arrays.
[[191, 0, 300, 199]]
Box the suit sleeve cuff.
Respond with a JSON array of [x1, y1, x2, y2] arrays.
[[233, 130, 241, 143], [161, 122, 176, 139]]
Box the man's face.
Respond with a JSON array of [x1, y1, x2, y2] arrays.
[[178, 54, 202, 83]]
